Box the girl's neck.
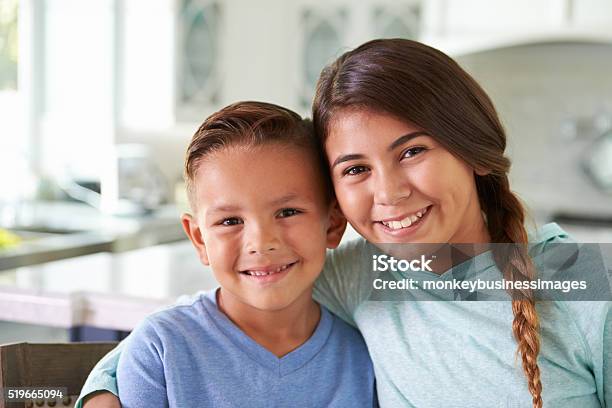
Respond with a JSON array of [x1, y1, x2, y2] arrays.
[[449, 208, 491, 244], [216, 288, 321, 358], [430, 210, 492, 274]]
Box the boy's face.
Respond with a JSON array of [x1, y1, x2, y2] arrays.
[[182, 144, 345, 312]]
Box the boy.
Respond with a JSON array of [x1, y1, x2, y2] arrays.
[[79, 101, 376, 407]]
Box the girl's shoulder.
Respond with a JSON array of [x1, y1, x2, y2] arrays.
[[528, 222, 572, 248], [530, 222, 610, 296], [531, 223, 611, 350]]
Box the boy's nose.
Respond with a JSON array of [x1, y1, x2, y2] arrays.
[[244, 222, 280, 254]]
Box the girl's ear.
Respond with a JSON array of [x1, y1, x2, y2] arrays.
[[474, 167, 491, 176], [181, 213, 210, 265], [326, 200, 347, 249]]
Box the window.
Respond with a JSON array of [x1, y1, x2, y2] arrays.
[[176, 0, 221, 119], [0, 0, 28, 204], [299, 7, 347, 110], [373, 4, 421, 39], [0, 0, 18, 91]]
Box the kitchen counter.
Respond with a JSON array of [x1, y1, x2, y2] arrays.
[[0, 201, 187, 270], [0, 241, 217, 332]]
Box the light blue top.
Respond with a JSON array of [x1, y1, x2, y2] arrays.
[[314, 223, 611, 407], [77, 223, 611, 408], [114, 290, 376, 408]]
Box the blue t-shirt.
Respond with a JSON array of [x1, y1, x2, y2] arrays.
[[116, 290, 377, 408]]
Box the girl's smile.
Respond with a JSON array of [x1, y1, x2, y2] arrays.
[[375, 204, 432, 239]]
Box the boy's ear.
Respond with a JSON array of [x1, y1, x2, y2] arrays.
[[181, 213, 210, 265], [326, 200, 347, 249]]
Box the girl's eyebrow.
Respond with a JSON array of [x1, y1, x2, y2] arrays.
[[331, 154, 364, 169], [388, 131, 430, 151], [331, 131, 430, 169]]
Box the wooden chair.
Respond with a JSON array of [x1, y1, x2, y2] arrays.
[[0, 342, 118, 408]]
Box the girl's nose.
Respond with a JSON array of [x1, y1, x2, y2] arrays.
[[373, 169, 411, 206]]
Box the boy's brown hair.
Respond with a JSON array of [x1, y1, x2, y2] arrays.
[[184, 101, 332, 211]]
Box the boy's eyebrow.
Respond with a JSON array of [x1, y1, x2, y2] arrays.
[[330, 131, 429, 169], [270, 193, 300, 206], [206, 194, 301, 215], [207, 204, 241, 214]]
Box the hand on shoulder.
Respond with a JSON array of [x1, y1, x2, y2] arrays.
[[83, 391, 121, 408]]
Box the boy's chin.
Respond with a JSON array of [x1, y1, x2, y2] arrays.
[[246, 292, 311, 313]]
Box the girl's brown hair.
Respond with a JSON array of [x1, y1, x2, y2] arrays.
[[312, 39, 542, 407]]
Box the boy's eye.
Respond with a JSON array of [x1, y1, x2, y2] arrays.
[[343, 165, 369, 176], [278, 208, 301, 218], [402, 146, 426, 159], [220, 217, 243, 226]]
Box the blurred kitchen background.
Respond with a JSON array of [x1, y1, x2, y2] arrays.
[[1, 0, 612, 343]]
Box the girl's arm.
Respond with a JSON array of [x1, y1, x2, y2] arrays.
[[313, 238, 375, 327], [81, 391, 120, 408], [603, 304, 611, 407], [76, 342, 124, 408], [569, 300, 612, 407]]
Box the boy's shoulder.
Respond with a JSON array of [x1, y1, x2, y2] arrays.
[[323, 306, 370, 352], [148, 291, 210, 322], [128, 290, 217, 346]]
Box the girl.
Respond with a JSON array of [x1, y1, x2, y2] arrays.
[[78, 39, 610, 408], [311, 39, 610, 408]]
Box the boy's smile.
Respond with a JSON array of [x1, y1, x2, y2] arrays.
[[240, 260, 298, 282], [182, 144, 345, 314]]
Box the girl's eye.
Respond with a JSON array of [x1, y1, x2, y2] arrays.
[[220, 217, 243, 226], [402, 146, 426, 159], [343, 165, 369, 176], [278, 208, 301, 218]]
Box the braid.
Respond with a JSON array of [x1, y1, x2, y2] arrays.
[[477, 174, 543, 408]]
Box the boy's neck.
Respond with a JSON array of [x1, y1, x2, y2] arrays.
[[216, 288, 321, 358]]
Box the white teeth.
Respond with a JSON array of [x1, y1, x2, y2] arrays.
[[381, 206, 429, 230], [245, 263, 291, 276], [400, 218, 412, 228]]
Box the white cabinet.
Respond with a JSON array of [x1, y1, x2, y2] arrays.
[[434, 0, 564, 35], [573, 0, 612, 27], [217, 0, 422, 112], [423, 0, 612, 55]]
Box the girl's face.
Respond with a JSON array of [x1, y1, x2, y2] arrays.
[[325, 109, 490, 244]]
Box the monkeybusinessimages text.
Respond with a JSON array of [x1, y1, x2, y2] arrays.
[[371, 254, 588, 294]]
